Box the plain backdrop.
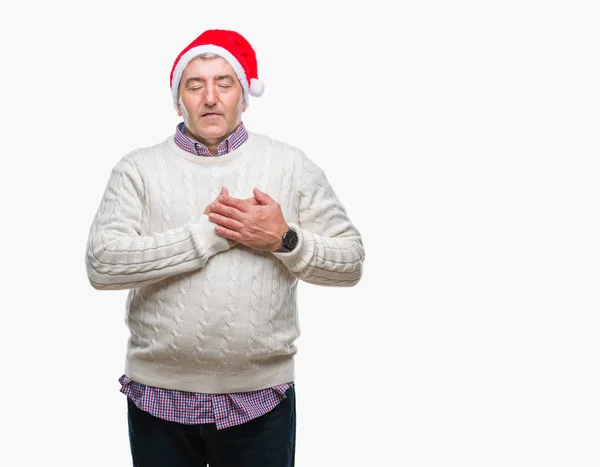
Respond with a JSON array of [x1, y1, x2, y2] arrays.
[[1, 1, 599, 466]]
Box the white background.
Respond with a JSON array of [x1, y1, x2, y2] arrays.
[[1, 0, 599, 466]]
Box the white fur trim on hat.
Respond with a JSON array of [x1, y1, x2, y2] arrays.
[[171, 44, 250, 109]]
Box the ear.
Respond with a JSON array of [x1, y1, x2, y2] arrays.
[[177, 95, 184, 117], [242, 100, 247, 113]]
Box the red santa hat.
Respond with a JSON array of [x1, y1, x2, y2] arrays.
[[169, 29, 264, 109]]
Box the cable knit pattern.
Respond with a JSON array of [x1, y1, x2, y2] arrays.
[[85, 132, 364, 393]]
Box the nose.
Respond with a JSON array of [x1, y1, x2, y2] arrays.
[[204, 83, 217, 106]]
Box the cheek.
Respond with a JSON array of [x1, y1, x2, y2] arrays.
[[181, 94, 200, 110], [227, 93, 244, 113]]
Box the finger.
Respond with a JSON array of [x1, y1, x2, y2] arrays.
[[214, 225, 243, 242], [253, 188, 272, 206], [208, 213, 244, 231], [244, 197, 260, 206], [209, 202, 246, 221], [205, 188, 229, 215], [217, 195, 251, 213]]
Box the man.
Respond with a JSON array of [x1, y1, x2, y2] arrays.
[[85, 29, 364, 467]]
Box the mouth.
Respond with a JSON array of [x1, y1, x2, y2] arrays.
[[202, 112, 221, 118]]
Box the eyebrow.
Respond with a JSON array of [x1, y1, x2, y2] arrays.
[[184, 75, 235, 87], [184, 77, 204, 87], [215, 75, 235, 83]]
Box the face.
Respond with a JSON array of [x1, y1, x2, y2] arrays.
[[177, 56, 246, 145]]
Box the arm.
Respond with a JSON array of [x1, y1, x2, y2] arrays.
[[273, 154, 365, 287], [85, 157, 231, 290]]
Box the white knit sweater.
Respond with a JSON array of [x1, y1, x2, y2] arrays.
[[85, 132, 364, 393]]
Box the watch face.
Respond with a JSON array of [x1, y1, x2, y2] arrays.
[[284, 230, 298, 250]]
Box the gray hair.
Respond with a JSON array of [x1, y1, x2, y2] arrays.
[[191, 52, 221, 60]]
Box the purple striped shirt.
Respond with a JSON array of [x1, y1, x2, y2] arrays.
[[173, 121, 248, 156], [120, 121, 293, 429]]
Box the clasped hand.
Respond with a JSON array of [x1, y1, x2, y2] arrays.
[[204, 187, 289, 252]]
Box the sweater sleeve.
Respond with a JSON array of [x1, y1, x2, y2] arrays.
[[85, 156, 230, 290], [272, 153, 365, 286]]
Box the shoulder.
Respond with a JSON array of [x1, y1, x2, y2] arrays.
[[117, 136, 174, 169], [247, 131, 327, 173], [248, 131, 306, 160], [252, 135, 331, 194], [248, 132, 327, 181]]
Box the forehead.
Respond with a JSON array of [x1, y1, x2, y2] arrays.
[[182, 56, 237, 80]]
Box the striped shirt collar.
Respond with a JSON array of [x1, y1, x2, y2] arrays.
[[174, 122, 248, 157]]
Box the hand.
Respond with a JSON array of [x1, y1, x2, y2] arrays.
[[208, 188, 289, 251], [205, 187, 259, 247]]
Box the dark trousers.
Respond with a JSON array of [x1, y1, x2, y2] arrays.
[[127, 386, 296, 467]]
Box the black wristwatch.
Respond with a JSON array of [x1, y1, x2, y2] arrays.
[[276, 228, 298, 253]]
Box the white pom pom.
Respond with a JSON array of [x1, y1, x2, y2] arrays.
[[249, 79, 264, 97]]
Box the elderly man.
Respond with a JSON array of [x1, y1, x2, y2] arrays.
[[86, 29, 364, 467]]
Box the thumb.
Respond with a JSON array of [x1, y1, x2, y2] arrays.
[[221, 187, 229, 196], [253, 187, 272, 205]]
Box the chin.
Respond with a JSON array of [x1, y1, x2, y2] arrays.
[[202, 128, 228, 139], [194, 125, 225, 137]]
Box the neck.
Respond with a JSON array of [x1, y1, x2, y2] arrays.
[[185, 130, 226, 156], [184, 122, 243, 156]]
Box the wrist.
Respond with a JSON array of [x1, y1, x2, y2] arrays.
[[274, 226, 298, 253], [270, 225, 288, 251]]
